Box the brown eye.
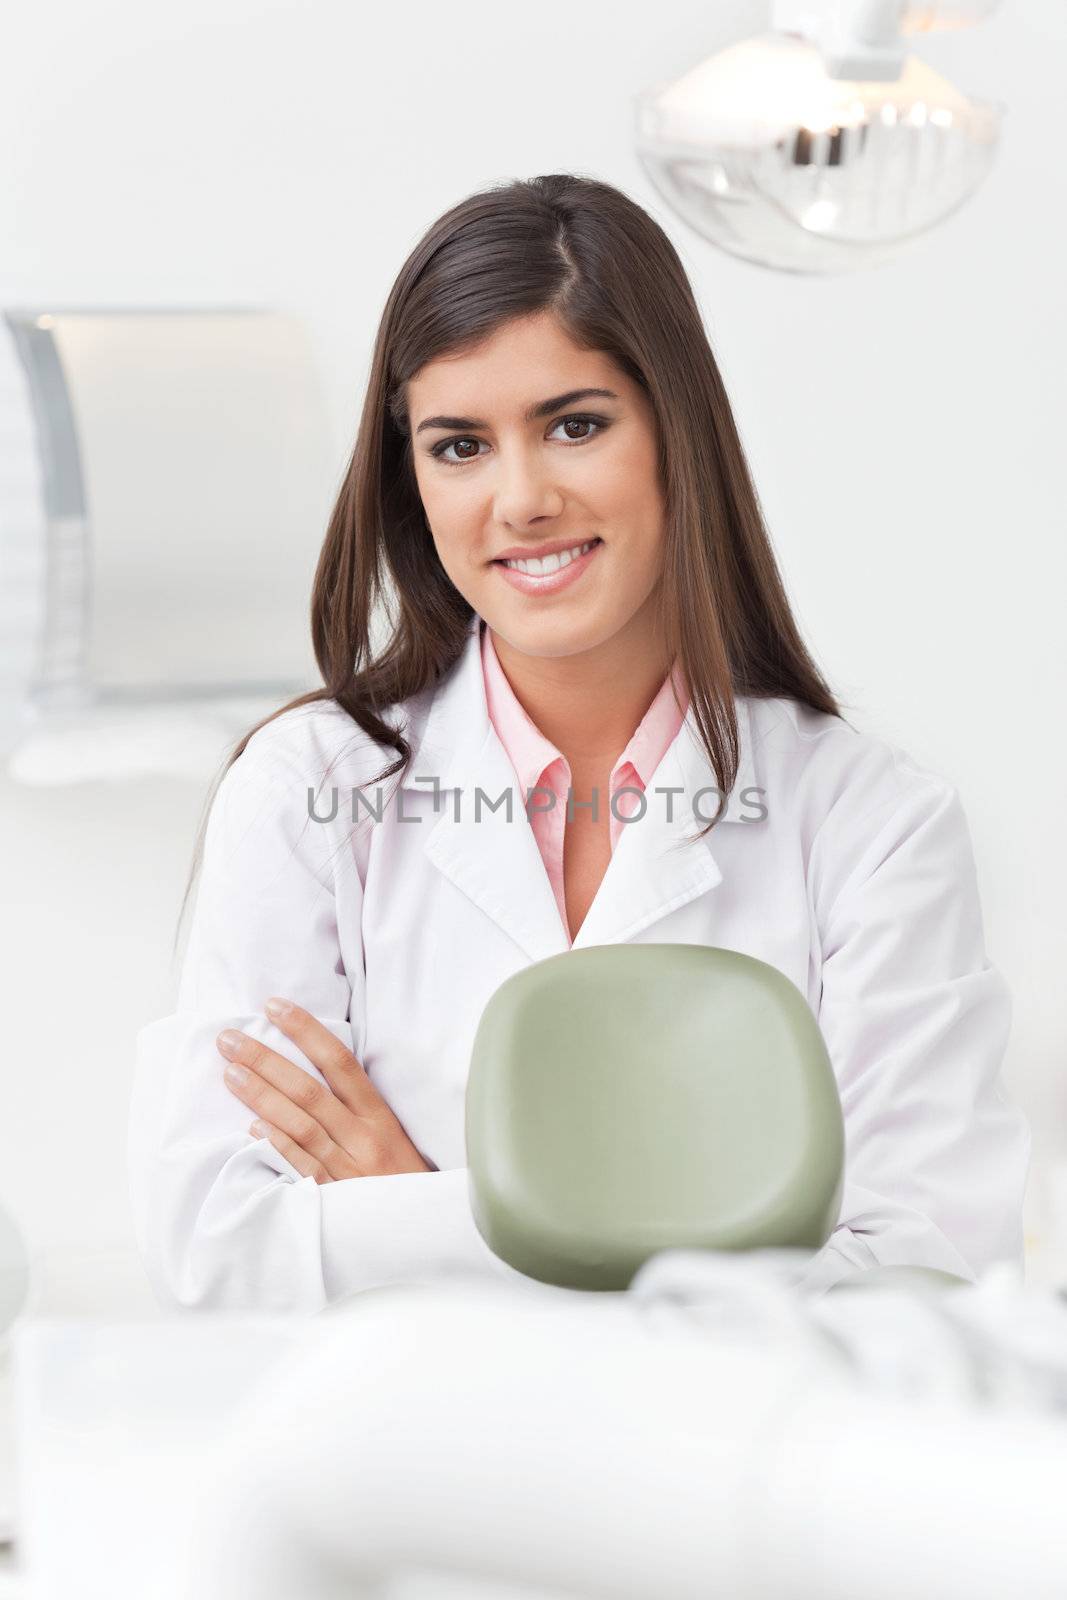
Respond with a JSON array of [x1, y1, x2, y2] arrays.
[[430, 413, 611, 468], [548, 414, 611, 445], [430, 436, 485, 466]]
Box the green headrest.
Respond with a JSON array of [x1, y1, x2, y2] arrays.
[[466, 944, 845, 1291]]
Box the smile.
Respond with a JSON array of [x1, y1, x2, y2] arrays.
[[492, 538, 603, 595]]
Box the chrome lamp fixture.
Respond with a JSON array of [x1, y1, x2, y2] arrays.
[[635, 0, 1005, 273]]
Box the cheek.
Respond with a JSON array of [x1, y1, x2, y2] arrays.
[[417, 466, 479, 533], [417, 488, 482, 581], [598, 453, 665, 546], [412, 460, 439, 520], [413, 472, 456, 552], [593, 432, 660, 514]]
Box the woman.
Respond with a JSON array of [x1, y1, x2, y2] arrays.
[[128, 172, 1030, 1313]]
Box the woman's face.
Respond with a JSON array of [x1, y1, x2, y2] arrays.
[[406, 310, 667, 663]]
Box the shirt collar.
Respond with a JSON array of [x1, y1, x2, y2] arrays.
[[480, 618, 689, 793]]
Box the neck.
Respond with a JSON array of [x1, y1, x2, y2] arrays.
[[486, 611, 684, 769]]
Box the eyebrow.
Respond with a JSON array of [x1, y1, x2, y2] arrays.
[[413, 387, 621, 437]]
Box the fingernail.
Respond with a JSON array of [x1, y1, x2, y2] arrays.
[[224, 1062, 248, 1087], [265, 998, 292, 1020], [250, 1119, 268, 1137], [217, 1030, 243, 1056]]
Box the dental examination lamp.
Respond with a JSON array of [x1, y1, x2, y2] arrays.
[[466, 943, 852, 1291], [636, 0, 1005, 272]]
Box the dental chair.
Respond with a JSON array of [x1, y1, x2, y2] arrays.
[[465, 942, 848, 1290], [173, 945, 1064, 1600]]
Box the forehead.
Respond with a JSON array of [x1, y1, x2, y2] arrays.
[[407, 312, 625, 413]]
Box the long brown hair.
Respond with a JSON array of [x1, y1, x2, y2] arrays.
[[175, 171, 844, 955]]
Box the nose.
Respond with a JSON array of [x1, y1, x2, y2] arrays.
[[492, 442, 564, 528]]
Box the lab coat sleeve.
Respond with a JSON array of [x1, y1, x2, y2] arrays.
[[127, 713, 528, 1314], [797, 769, 1031, 1295]]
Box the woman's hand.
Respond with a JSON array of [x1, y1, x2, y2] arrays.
[[216, 998, 435, 1183]]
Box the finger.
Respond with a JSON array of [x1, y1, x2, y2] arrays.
[[249, 1120, 331, 1184], [221, 1049, 357, 1180], [218, 1027, 361, 1150], [262, 999, 386, 1119]]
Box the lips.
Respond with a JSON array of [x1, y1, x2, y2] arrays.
[[492, 535, 604, 596], [492, 538, 602, 566]]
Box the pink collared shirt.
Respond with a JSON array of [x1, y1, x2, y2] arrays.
[[480, 619, 689, 945]]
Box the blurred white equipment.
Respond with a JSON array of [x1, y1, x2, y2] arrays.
[[0, 1202, 30, 1550], [11, 1253, 1067, 1600], [0, 1206, 29, 1355], [635, 0, 1005, 273], [0, 309, 337, 783]]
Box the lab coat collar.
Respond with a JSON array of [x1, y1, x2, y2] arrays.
[[406, 615, 759, 961]]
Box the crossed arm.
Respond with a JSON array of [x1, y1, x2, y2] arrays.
[[215, 996, 434, 1182]]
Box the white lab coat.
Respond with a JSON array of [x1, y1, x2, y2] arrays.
[[128, 613, 1031, 1312]]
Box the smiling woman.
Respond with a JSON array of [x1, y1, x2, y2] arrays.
[[408, 315, 665, 645], [128, 172, 1029, 1313]]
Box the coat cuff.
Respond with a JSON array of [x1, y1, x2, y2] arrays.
[[316, 1164, 538, 1305]]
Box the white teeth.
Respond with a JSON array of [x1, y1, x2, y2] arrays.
[[502, 540, 596, 576]]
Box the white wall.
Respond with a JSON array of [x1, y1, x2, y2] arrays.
[[1, 0, 1064, 1287]]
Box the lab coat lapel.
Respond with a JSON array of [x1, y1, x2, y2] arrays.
[[568, 734, 724, 950], [569, 694, 762, 948], [412, 618, 572, 962], [409, 616, 757, 963]]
